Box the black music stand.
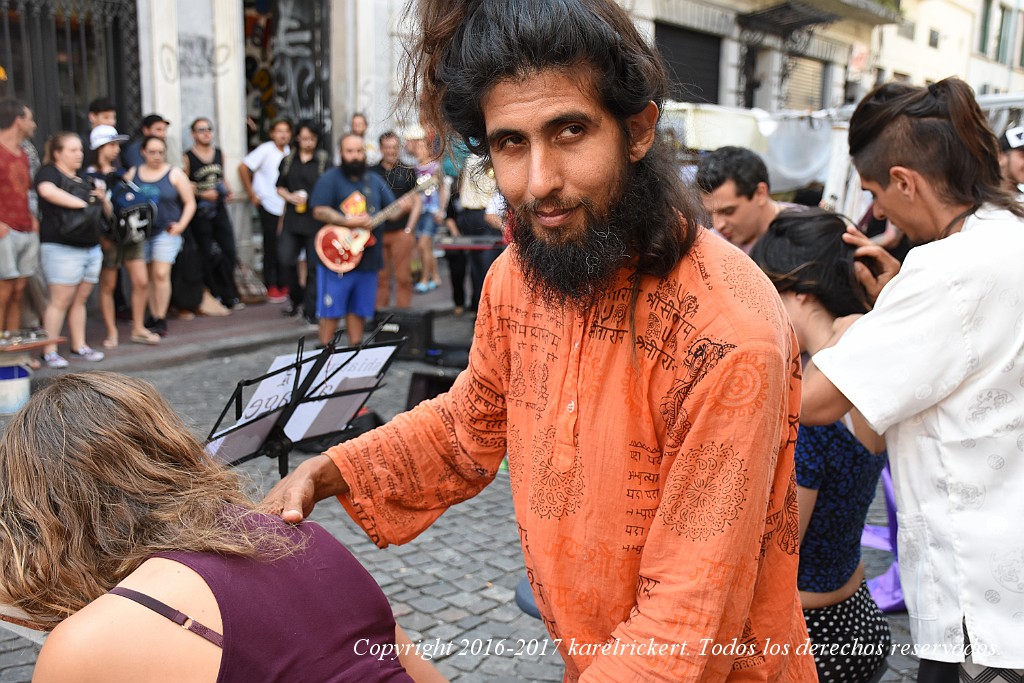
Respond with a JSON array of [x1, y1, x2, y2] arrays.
[[205, 324, 403, 477]]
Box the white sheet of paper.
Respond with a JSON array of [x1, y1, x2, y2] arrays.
[[205, 409, 283, 464], [288, 376, 378, 441], [284, 346, 396, 440], [206, 345, 397, 454]]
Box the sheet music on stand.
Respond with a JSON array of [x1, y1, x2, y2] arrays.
[[205, 331, 402, 477]]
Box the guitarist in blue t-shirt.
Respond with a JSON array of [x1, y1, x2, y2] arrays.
[[309, 134, 398, 346]]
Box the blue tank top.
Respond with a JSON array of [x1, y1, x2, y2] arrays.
[[148, 514, 413, 682], [795, 420, 887, 592], [134, 168, 182, 232]]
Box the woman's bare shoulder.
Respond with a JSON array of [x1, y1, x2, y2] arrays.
[[33, 599, 135, 683], [33, 559, 222, 683]]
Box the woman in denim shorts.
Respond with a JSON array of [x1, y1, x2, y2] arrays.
[[125, 136, 196, 337], [33, 132, 106, 369]]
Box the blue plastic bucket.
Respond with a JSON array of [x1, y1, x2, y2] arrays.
[[0, 365, 30, 415]]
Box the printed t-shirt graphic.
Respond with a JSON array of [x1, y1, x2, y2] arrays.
[[340, 191, 367, 218]]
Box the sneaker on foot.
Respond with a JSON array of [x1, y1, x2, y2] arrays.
[[71, 346, 105, 362], [147, 318, 169, 337], [267, 286, 288, 304], [42, 352, 68, 369], [414, 282, 429, 294]]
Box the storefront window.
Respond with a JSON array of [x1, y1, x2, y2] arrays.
[[0, 0, 140, 143]]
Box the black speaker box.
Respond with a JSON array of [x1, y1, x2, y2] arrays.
[[372, 309, 434, 360], [406, 370, 460, 410]]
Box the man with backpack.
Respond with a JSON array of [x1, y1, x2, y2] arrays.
[[84, 125, 161, 347]]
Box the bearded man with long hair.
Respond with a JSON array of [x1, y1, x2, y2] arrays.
[[265, 2, 814, 679]]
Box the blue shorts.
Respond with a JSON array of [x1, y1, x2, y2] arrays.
[[144, 230, 183, 264], [316, 266, 377, 320], [40, 243, 102, 286], [415, 213, 439, 238]]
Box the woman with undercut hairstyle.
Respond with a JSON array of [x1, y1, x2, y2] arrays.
[[0, 372, 444, 683], [801, 77, 1024, 683], [752, 208, 891, 682]]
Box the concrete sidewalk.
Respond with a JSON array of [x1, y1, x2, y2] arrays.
[[31, 274, 468, 377]]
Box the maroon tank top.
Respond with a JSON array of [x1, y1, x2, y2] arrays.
[[119, 513, 414, 683]]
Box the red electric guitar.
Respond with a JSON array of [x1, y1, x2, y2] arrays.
[[315, 174, 439, 274]]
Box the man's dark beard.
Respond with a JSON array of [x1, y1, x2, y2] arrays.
[[508, 166, 639, 312], [341, 158, 366, 178]]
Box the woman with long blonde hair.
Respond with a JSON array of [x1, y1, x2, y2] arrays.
[[0, 373, 443, 683]]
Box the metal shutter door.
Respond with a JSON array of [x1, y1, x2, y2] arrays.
[[655, 23, 722, 104], [784, 57, 824, 110]]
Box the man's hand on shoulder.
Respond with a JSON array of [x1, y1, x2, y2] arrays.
[[260, 454, 349, 523]]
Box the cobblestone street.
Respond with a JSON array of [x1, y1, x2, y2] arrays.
[[0, 296, 916, 681]]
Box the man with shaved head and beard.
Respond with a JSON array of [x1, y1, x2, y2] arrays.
[[265, 1, 814, 679]]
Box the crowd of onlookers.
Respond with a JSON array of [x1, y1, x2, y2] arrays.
[[242, 111, 505, 347], [0, 98, 506, 369], [1, 97, 232, 368]]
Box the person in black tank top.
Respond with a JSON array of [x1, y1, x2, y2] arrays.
[[183, 118, 242, 310]]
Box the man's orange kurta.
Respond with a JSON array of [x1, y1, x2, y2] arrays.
[[327, 228, 815, 681]]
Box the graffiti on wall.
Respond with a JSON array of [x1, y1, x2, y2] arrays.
[[243, 0, 329, 148], [243, 4, 277, 144], [179, 35, 232, 79]]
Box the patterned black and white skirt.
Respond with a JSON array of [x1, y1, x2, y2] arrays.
[[803, 581, 892, 682]]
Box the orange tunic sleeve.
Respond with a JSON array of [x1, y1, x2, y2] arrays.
[[324, 297, 509, 548], [579, 341, 811, 682]]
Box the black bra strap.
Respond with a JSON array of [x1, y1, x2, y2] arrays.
[[109, 586, 224, 648]]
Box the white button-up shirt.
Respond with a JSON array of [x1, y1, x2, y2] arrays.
[[814, 205, 1024, 668]]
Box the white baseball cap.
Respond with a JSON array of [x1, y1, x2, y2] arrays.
[[404, 124, 426, 141], [1001, 126, 1024, 152], [90, 124, 130, 150]]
